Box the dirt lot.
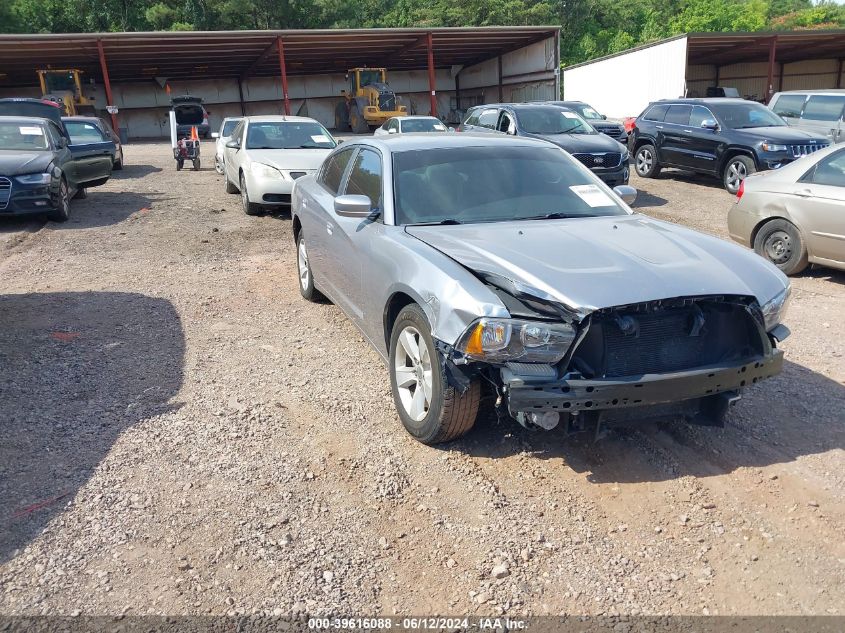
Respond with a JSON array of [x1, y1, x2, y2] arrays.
[[1, 141, 843, 618]]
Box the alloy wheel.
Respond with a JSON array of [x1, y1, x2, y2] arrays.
[[636, 148, 652, 174], [726, 160, 746, 191], [393, 326, 433, 422], [297, 239, 310, 290]]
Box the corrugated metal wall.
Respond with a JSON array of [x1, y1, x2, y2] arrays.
[[687, 59, 843, 100], [562, 37, 688, 118]]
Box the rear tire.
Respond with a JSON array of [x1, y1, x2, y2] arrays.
[[349, 104, 369, 134], [176, 159, 184, 171], [224, 171, 238, 193], [723, 155, 755, 194], [389, 304, 480, 444], [193, 158, 201, 171], [47, 179, 70, 222], [635, 144, 661, 178], [240, 173, 261, 216], [215, 155, 224, 175], [113, 151, 124, 170], [753, 218, 808, 275]]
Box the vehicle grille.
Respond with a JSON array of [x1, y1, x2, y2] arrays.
[[0, 177, 10, 210], [569, 300, 765, 378], [789, 143, 827, 158], [594, 125, 626, 140], [571, 152, 622, 169], [262, 193, 291, 204]]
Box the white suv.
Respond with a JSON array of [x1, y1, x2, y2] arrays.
[[212, 116, 243, 174], [769, 90, 845, 144]]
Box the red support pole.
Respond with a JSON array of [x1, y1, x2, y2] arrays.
[[426, 32, 437, 117], [97, 39, 119, 135], [277, 36, 290, 116], [766, 36, 777, 104]]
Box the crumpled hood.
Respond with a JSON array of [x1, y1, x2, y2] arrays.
[[524, 132, 625, 154], [0, 150, 53, 177], [406, 214, 788, 314], [248, 148, 331, 171]]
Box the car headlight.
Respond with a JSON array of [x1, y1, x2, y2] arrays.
[[17, 173, 51, 184], [621, 149, 630, 162], [761, 286, 791, 331], [457, 318, 576, 363], [761, 142, 788, 152], [250, 163, 284, 179]]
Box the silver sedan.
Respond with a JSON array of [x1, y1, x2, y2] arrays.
[[728, 143, 845, 274], [291, 134, 791, 444]]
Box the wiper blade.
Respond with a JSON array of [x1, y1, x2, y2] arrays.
[[413, 218, 462, 226], [521, 212, 573, 221]]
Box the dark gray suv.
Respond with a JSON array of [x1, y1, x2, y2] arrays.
[[630, 98, 829, 193], [459, 104, 630, 187]]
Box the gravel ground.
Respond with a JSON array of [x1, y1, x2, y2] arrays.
[[0, 141, 843, 618]]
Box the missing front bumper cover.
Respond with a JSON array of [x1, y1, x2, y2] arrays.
[[505, 350, 783, 415]]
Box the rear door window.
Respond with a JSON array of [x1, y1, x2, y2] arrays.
[[802, 95, 845, 122], [664, 105, 692, 126], [319, 148, 355, 195], [771, 94, 806, 118], [643, 104, 669, 122], [64, 121, 106, 144]]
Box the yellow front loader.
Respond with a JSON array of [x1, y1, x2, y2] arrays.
[[37, 69, 97, 116], [335, 68, 407, 133]]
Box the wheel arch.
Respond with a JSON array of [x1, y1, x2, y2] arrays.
[[383, 290, 424, 353], [292, 214, 302, 243], [719, 147, 759, 172]]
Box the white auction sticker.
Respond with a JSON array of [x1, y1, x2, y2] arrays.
[[570, 184, 614, 207], [561, 111, 578, 119], [434, 123, 446, 130], [20, 126, 44, 136], [311, 134, 330, 143]]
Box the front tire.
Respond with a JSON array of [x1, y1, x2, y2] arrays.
[[753, 218, 808, 275], [47, 179, 70, 222], [240, 173, 261, 216], [723, 155, 755, 194], [215, 155, 224, 175], [635, 144, 661, 178], [296, 231, 322, 302], [389, 305, 480, 444]]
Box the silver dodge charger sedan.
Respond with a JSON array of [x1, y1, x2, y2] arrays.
[[291, 134, 791, 445]]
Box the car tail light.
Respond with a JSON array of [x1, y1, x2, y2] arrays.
[[736, 179, 744, 201]]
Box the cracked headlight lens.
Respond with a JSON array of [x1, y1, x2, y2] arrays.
[[457, 318, 576, 363], [761, 286, 791, 331]]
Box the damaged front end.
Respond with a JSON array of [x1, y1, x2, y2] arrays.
[[444, 275, 787, 435]]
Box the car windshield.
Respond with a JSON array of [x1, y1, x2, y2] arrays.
[[222, 120, 240, 136], [402, 119, 446, 133], [246, 122, 337, 150], [517, 108, 594, 135], [0, 122, 49, 151], [577, 106, 603, 120], [393, 146, 628, 225], [711, 102, 786, 129]]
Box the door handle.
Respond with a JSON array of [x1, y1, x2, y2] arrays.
[[794, 189, 813, 197], [655, 125, 664, 129], [326, 222, 333, 235]]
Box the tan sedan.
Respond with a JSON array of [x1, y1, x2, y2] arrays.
[[728, 144, 845, 275]]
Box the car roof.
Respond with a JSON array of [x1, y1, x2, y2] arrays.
[[0, 116, 50, 126], [654, 98, 754, 106], [773, 89, 845, 95], [244, 115, 318, 123], [400, 115, 440, 120], [351, 132, 559, 153], [63, 116, 100, 122]]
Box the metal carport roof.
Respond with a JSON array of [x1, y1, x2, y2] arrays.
[[0, 27, 560, 87]]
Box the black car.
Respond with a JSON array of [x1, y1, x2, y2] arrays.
[[0, 116, 114, 221], [460, 104, 630, 187], [629, 98, 830, 194], [172, 95, 211, 138], [539, 100, 627, 142], [0, 98, 68, 137], [64, 115, 124, 169]]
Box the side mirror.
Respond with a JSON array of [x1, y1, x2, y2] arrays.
[[334, 194, 373, 217], [211, 132, 220, 139], [701, 119, 719, 131], [225, 139, 240, 149], [613, 185, 638, 205], [601, 114, 607, 120], [57, 137, 68, 149], [448, 127, 455, 132], [337, 139, 344, 144], [388, 128, 397, 134]]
